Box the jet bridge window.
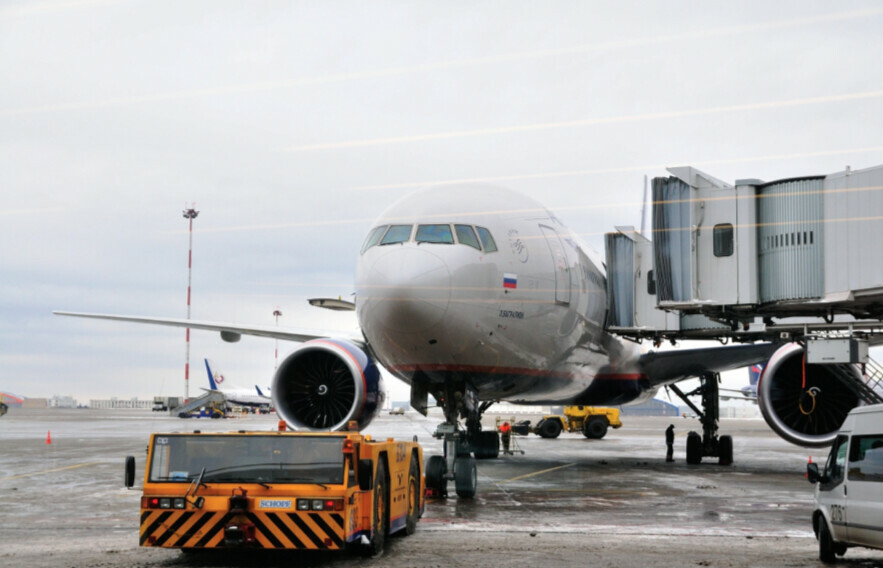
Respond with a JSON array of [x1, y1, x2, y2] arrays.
[[476, 226, 498, 252], [361, 225, 388, 253], [713, 224, 734, 257], [380, 224, 412, 245], [455, 225, 481, 250], [416, 224, 454, 244]]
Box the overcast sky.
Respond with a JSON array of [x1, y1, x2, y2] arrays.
[[2, 0, 882, 403]]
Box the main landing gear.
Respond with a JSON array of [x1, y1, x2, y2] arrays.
[[668, 372, 733, 466], [424, 383, 498, 499]]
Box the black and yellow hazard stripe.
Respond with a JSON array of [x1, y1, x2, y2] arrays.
[[140, 509, 345, 550]]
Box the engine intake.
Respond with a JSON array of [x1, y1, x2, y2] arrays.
[[758, 343, 860, 447], [272, 339, 384, 431]]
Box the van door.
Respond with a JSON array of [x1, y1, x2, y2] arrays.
[[846, 434, 883, 548], [819, 435, 850, 543]]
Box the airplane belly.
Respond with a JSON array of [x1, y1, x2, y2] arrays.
[[366, 294, 615, 403]]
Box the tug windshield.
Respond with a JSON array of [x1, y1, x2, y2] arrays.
[[148, 434, 346, 485]]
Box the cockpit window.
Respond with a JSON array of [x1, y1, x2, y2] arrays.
[[380, 225, 412, 245], [455, 225, 481, 250], [416, 224, 454, 244], [476, 226, 498, 252], [361, 225, 388, 253]]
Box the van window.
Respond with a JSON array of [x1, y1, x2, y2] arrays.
[[822, 435, 848, 490], [848, 435, 883, 482]]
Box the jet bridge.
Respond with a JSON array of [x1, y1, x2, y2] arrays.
[[606, 163, 883, 344]]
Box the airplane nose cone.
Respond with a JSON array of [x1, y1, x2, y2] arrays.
[[361, 248, 451, 333]]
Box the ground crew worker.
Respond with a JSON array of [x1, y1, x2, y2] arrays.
[[500, 421, 512, 454], [665, 424, 675, 462]]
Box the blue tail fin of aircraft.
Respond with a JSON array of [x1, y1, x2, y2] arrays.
[[748, 364, 763, 386], [205, 359, 220, 390]]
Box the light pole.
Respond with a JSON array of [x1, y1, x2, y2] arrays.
[[273, 308, 282, 370], [183, 205, 199, 403]]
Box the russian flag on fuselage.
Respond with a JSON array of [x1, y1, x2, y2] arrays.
[[503, 273, 517, 289]]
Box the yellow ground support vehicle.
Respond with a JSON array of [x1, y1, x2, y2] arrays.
[[517, 406, 622, 439], [126, 429, 423, 555]]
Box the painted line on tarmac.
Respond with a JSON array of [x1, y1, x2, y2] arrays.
[[0, 461, 101, 482], [500, 462, 576, 483]]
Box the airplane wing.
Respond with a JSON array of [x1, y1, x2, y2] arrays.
[[53, 311, 363, 347], [719, 388, 757, 402], [638, 343, 778, 386]]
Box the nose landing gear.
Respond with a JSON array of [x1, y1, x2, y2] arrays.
[[424, 383, 493, 499]]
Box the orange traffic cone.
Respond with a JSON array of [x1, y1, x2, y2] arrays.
[[46, 430, 52, 444]]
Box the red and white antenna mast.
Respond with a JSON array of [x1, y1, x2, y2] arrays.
[[273, 307, 283, 370], [182, 204, 199, 403]]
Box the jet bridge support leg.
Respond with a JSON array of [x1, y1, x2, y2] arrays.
[[668, 373, 733, 466]]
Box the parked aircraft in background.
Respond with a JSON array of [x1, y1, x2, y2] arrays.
[[720, 364, 762, 402], [203, 359, 271, 409], [57, 184, 871, 496]]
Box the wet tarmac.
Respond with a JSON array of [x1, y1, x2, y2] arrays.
[[2, 408, 881, 567]]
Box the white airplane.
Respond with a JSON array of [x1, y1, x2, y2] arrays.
[[56, 184, 861, 497], [203, 359, 271, 409], [719, 364, 762, 402]]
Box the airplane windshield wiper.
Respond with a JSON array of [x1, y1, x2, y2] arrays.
[[186, 467, 207, 498]]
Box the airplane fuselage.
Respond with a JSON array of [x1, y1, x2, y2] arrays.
[[355, 185, 648, 405]]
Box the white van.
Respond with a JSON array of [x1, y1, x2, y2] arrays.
[[807, 403, 883, 563]]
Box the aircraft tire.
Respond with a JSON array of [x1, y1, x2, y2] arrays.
[[456, 433, 471, 457], [718, 435, 733, 466], [539, 418, 562, 439], [686, 432, 702, 465], [454, 456, 477, 499], [426, 455, 447, 497], [475, 431, 499, 459], [583, 418, 608, 439]]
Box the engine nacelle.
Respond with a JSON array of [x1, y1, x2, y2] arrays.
[[272, 339, 385, 432], [758, 343, 861, 447]]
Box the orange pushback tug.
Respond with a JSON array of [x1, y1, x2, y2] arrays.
[[125, 428, 424, 555]]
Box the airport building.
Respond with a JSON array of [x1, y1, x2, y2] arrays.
[[48, 395, 78, 408], [89, 397, 152, 409]]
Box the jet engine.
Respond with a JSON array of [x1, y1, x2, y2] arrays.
[[271, 339, 385, 431], [758, 343, 860, 447]]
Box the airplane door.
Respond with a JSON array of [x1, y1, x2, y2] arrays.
[[539, 225, 571, 305]]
